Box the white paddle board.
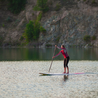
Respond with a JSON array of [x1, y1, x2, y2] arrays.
[[39, 72, 86, 76], [39, 72, 98, 76]]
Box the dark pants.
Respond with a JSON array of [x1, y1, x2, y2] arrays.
[[64, 56, 69, 68]]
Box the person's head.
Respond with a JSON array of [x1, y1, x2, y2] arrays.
[[61, 45, 65, 48]]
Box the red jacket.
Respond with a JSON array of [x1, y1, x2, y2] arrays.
[[53, 46, 69, 58]]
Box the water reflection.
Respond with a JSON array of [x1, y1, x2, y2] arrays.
[[0, 47, 98, 61], [64, 75, 69, 82]]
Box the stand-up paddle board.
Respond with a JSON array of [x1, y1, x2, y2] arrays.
[[39, 72, 98, 76]]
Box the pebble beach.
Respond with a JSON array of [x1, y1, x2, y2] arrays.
[[0, 61, 98, 98]]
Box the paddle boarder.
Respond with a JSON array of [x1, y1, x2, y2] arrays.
[[53, 45, 70, 73]]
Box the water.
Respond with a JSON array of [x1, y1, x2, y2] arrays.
[[0, 61, 98, 98], [0, 47, 98, 61], [0, 47, 98, 98]]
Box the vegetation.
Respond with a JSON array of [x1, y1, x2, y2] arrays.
[[55, 3, 61, 11], [40, 26, 46, 32], [20, 36, 24, 41], [33, 0, 49, 13], [83, 35, 91, 43], [92, 35, 96, 40], [83, 35, 96, 43], [46, 44, 52, 47], [23, 21, 34, 42], [2, 24, 5, 27], [8, 0, 27, 14], [23, 13, 46, 43], [0, 36, 3, 45], [37, 12, 42, 21], [92, 0, 96, 4]]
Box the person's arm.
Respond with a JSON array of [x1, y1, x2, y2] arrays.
[[55, 45, 62, 50], [53, 51, 61, 58], [56, 45, 67, 53]]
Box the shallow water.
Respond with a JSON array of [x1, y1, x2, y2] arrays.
[[0, 61, 98, 98]]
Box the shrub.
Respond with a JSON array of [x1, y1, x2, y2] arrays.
[[8, 0, 27, 14], [23, 13, 45, 43], [37, 12, 42, 21], [20, 36, 24, 41], [92, 0, 96, 4], [33, 0, 49, 13], [56, 36, 60, 42], [23, 21, 34, 42], [92, 35, 96, 40], [83, 35, 91, 43], [46, 44, 52, 47], [23, 20, 40, 42], [40, 26, 46, 32], [33, 20, 40, 40], [55, 3, 61, 11], [0, 36, 3, 45], [2, 24, 5, 27]]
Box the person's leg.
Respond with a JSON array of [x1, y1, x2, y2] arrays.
[[66, 57, 69, 73], [64, 67, 66, 73], [64, 58, 67, 73], [66, 67, 69, 74]]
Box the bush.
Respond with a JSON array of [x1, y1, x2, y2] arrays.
[[33, 20, 40, 40], [92, 35, 96, 40], [83, 35, 91, 43], [8, 0, 27, 14], [40, 26, 46, 32], [0, 36, 3, 45], [2, 24, 5, 27], [46, 44, 52, 47], [92, 0, 96, 4], [55, 3, 61, 11], [23, 20, 40, 42], [20, 36, 24, 41], [37, 12, 42, 21], [23, 21, 34, 42], [33, 0, 49, 13], [23, 13, 46, 43]]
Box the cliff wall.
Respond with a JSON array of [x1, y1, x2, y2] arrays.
[[0, 0, 98, 47]]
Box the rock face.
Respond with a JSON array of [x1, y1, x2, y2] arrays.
[[0, 0, 98, 47], [39, 3, 98, 47]]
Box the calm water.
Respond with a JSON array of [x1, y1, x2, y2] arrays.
[[0, 47, 98, 61], [0, 61, 98, 98]]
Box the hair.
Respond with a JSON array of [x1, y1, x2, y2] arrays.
[[61, 45, 65, 48]]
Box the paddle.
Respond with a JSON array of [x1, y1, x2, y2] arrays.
[[48, 47, 56, 72]]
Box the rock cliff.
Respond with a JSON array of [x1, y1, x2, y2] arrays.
[[0, 0, 98, 47]]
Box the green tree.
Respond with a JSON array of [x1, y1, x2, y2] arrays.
[[23, 13, 46, 43], [23, 21, 34, 42], [33, 0, 49, 13], [8, 0, 27, 14], [33, 20, 40, 40], [23, 20, 40, 42]]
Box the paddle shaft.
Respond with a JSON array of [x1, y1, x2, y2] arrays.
[[49, 47, 56, 72]]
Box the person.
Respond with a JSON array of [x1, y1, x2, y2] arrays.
[[52, 45, 70, 73]]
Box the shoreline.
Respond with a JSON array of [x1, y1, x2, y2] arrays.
[[0, 45, 98, 48]]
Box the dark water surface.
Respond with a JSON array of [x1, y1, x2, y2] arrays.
[[0, 47, 98, 61]]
